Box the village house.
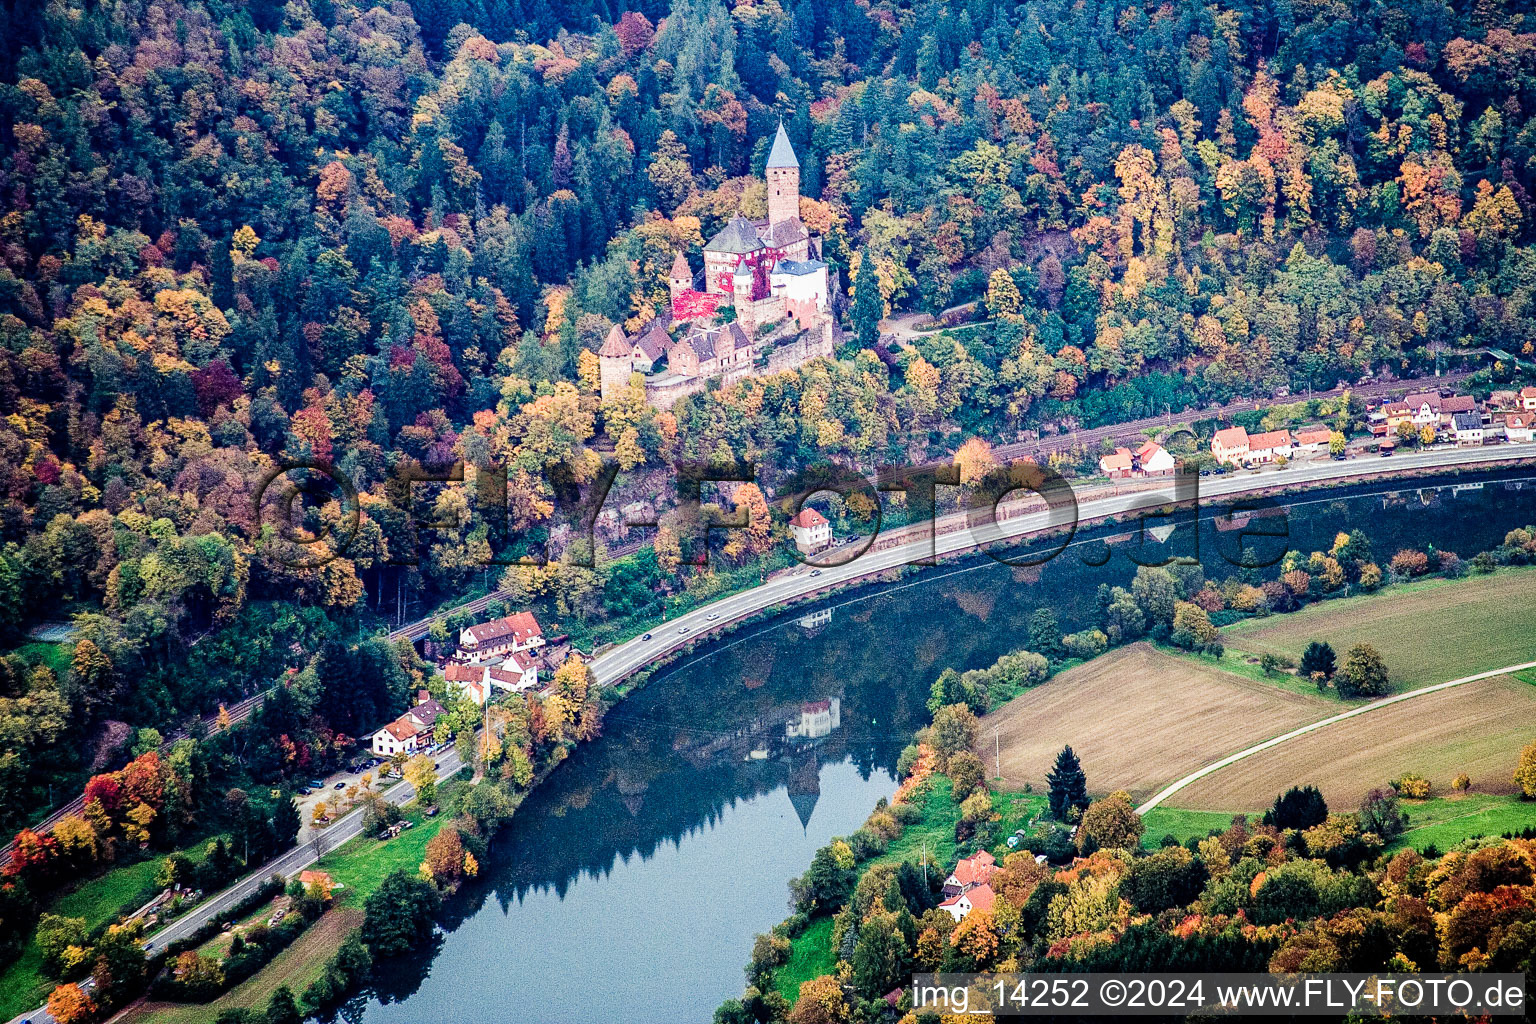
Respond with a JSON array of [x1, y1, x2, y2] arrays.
[[457, 611, 545, 663], [939, 882, 995, 922], [1098, 447, 1134, 478], [370, 697, 448, 758], [1210, 426, 1250, 466], [941, 850, 997, 899], [1522, 386, 1536, 412], [1246, 429, 1295, 464], [1135, 440, 1175, 475], [789, 507, 833, 554], [1100, 441, 1174, 478], [1380, 401, 1414, 430], [443, 663, 488, 706], [1452, 411, 1485, 446], [488, 649, 540, 693], [1506, 411, 1536, 443], [1294, 426, 1334, 452], [1402, 392, 1444, 427]]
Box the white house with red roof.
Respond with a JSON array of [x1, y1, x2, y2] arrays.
[[443, 662, 489, 706], [789, 507, 832, 554], [457, 611, 545, 662], [941, 850, 997, 898], [1506, 411, 1536, 443], [939, 882, 996, 922], [785, 698, 840, 740], [1521, 386, 1536, 412], [487, 649, 539, 693], [1135, 440, 1175, 475], [1245, 429, 1295, 464], [1098, 447, 1134, 478], [370, 698, 448, 757]]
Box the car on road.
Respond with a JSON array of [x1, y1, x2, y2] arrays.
[[811, 569, 822, 576], [707, 612, 719, 620], [678, 625, 689, 634], [642, 632, 651, 640], [433, 762, 440, 770], [333, 781, 347, 790]]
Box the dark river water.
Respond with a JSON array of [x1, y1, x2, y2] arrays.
[[345, 470, 1536, 1024]]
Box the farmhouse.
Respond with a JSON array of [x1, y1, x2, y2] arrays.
[[1210, 426, 1249, 466], [941, 850, 997, 898], [457, 611, 545, 662], [1098, 447, 1134, 478], [789, 507, 832, 554]]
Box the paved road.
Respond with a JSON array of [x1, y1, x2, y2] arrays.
[[3, 752, 464, 1024], [584, 442, 1536, 687], [990, 372, 1476, 466], [1136, 660, 1536, 814]]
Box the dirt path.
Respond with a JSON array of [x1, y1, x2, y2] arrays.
[[1135, 659, 1536, 814]]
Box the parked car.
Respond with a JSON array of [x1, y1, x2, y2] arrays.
[[333, 781, 346, 790], [297, 788, 311, 796], [307, 779, 325, 789]]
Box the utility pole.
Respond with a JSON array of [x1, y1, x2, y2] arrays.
[[994, 727, 1001, 779]]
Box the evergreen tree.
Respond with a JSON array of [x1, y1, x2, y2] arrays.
[[1263, 785, 1328, 830], [852, 249, 882, 349], [1299, 641, 1336, 680], [1046, 745, 1088, 820]]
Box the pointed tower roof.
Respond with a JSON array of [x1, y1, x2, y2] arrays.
[[599, 324, 630, 358], [766, 120, 798, 169], [670, 251, 691, 279], [733, 259, 751, 279]]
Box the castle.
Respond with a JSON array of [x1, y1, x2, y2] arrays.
[[600, 122, 835, 409]]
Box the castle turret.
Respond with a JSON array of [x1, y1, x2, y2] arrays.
[[732, 261, 755, 337], [598, 324, 633, 402], [668, 251, 692, 305], [765, 120, 800, 231]]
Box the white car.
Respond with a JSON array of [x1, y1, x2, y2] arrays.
[[707, 612, 719, 620]]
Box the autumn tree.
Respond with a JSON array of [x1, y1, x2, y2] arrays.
[[1335, 644, 1390, 698]]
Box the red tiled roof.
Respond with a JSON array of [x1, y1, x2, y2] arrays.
[[1212, 426, 1248, 449], [1508, 413, 1534, 429], [952, 852, 997, 887], [965, 883, 996, 913], [1135, 440, 1163, 461], [1100, 448, 1133, 472], [382, 719, 420, 741], [1441, 395, 1476, 414], [789, 508, 828, 528], [1522, 386, 1536, 398], [444, 664, 484, 684], [1295, 427, 1333, 445], [1247, 429, 1293, 451], [1404, 391, 1442, 411]]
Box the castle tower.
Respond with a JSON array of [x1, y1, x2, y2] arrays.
[[732, 261, 755, 337], [765, 120, 800, 231], [598, 324, 633, 402], [668, 251, 692, 304]]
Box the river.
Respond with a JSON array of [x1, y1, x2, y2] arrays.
[[342, 470, 1536, 1024]]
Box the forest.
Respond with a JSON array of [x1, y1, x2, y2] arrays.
[[0, 0, 1535, 983]]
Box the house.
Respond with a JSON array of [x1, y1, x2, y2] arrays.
[[1294, 427, 1334, 452], [487, 650, 539, 692], [1246, 429, 1295, 464], [443, 663, 488, 706], [789, 507, 832, 554], [369, 698, 448, 757], [941, 851, 997, 898], [1452, 411, 1485, 446], [1402, 392, 1443, 426], [785, 698, 840, 740], [1210, 426, 1250, 466], [1522, 386, 1536, 412], [938, 882, 996, 922], [371, 717, 424, 757], [1440, 396, 1477, 424], [1135, 440, 1176, 475], [1381, 402, 1414, 429], [1506, 412, 1536, 443], [1098, 447, 1134, 478], [298, 871, 334, 896], [457, 611, 545, 662]]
